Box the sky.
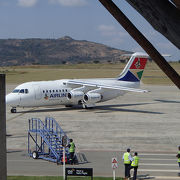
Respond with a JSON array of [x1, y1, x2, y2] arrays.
[[0, 0, 179, 61]]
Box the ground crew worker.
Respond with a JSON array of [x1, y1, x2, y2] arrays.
[[130, 152, 139, 180], [68, 139, 76, 164], [176, 146, 180, 176], [122, 148, 133, 178]]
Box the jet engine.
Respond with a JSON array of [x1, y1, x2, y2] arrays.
[[84, 93, 102, 103], [67, 91, 84, 103]]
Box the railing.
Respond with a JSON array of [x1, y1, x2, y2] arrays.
[[28, 117, 70, 163], [29, 118, 60, 158], [45, 117, 70, 145]]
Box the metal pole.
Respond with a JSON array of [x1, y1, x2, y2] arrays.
[[0, 74, 7, 180], [113, 169, 115, 180], [63, 147, 66, 180], [99, 0, 180, 89]]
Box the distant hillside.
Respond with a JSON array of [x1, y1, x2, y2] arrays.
[[0, 36, 131, 66]]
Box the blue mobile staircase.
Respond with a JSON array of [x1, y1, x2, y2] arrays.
[[28, 117, 70, 164]]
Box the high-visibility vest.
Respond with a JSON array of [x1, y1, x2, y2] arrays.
[[69, 142, 75, 153], [124, 152, 131, 164], [131, 156, 139, 167], [178, 151, 180, 162]]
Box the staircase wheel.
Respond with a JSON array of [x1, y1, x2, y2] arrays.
[[11, 108, 16, 113], [32, 151, 39, 159]]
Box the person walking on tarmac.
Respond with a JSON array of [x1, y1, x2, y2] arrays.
[[176, 146, 180, 176], [68, 139, 76, 164], [122, 148, 133, 178], [130, 152, 139, 180]]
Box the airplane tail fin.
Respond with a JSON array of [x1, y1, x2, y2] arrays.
[[117, 52, 148, 82]]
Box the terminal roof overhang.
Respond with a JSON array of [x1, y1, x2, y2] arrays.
[[125, 0, 180, 49], [99, 0, 180, 89]]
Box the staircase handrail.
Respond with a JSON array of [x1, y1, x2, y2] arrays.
[[45, 117, 70, 144], [29, 118, 61, 160]]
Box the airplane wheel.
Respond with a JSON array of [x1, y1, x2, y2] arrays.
[[82, 104, 88, 109], [32, 151, 39, 159], [65, 105, 73, 107], [84, 105, 89, 109], [11, 108, 16, 113], [86, 106, 94, 109], [83, 105, 94, 109]]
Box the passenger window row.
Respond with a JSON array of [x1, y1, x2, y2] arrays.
[[42, 89, 68, 93]]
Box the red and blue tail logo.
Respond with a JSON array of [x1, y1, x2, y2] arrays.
[[118, 53, 148, 82]]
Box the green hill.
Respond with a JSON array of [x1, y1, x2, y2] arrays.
[[0, 36, 131, 66]]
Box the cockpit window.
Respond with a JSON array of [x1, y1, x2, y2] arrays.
[[12, 89, 20, 93], [20, 89, 24, 93], [25, 89, 29, 94], [12, 89, 28, 94]]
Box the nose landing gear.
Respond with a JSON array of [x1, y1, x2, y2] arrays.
[[11, 108, 16, 113]]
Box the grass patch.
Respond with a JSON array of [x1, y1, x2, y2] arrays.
[[8, 176, 123, 180], [2, 62, 180, 85]]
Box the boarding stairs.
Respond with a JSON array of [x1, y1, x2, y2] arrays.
[[28, 117, 70, 164]]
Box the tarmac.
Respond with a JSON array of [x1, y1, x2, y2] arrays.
[[6, 84, 180, 179]]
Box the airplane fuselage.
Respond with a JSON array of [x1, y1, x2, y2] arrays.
[[6, 52, 148, 113], [7, 78, 139, 108]]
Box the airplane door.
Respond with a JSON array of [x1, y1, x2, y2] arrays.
[[33, 85, 42, 100]]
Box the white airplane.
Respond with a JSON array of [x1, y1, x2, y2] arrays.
[[6, 52, 149, 113]]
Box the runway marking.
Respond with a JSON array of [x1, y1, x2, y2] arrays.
[[139, 176, 180, 180], [152, 176, 180, 179], [139, 169, 180, 172], [142, 158, 176, 160], [141, 153, 176, 156], [140, 163, 177, 166]]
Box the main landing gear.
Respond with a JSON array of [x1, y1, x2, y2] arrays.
[[65, 104, 73, 108], [82, 103, 95, 109], [11, 108, 17, 113]]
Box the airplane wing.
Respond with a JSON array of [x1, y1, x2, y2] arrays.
[[67, 80, 148, 93]]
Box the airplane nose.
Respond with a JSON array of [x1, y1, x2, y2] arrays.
[[6, 93, 20, 106], [6, 94, 12, 105]]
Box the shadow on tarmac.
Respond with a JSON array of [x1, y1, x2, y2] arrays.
[[16, 106, 80, 113], [6, 134, 12, 137], [91, 103, 163, 114], [7, 150, 23, 153], [6, 135, 26, 138], [137, 174, 155, 179], [154, 99, 180, 104], [15, 102, 163, 115]]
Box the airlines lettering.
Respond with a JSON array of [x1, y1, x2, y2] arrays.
[[50, 93, 67, 98]]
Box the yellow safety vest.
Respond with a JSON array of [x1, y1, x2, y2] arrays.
[[124, 152, 131, 164], [131, 156, 139, 167], [69, 142, 75, 153], [178, 151, 180, 162]]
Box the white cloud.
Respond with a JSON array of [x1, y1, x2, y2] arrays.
[[48, 0, 87, 7], [17, 0, 38, 7], [98, 24, 128, 46], [98, 25, 116, 36], [98, 24, 128, 38]]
